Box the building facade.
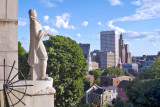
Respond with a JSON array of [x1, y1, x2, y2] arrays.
[[79, 43, 92, 73], [125, 44, 132, 63], [119, 33, 132, 64], [91, 88, 112, 107], [100, 75, 134, 87], [122, 63, 138, 72], [100, 31, 119, 67], [117, 80, 129, 100], [91, 50, 115, 70], [119, 34, 126, 63]]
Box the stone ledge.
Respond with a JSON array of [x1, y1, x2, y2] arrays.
[[0, 78, 56, 95]]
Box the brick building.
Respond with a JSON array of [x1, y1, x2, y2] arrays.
[[117, 80, 129, 100], [100, 75, 119, 87], [100, 75, 134, 87]]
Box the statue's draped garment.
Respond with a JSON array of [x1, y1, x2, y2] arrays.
[[28, 18, 47, 66]]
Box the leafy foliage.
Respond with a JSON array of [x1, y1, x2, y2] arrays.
[[44, 36, 87, 107], [126, 58, 160, 106], [83, 78, 90, 83], [138, 57, 160, 79], [126, 79, 160, 107], [18, 41, 29, 77], [114, 98, 133, 107], [124, 71, 132, 76], [77, 102, 94, 107], [102, 67, 124, 76], [18, 42, 27, 55], [89, 70, 102, 85]]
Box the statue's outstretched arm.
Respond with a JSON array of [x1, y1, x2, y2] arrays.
[[43, 32, 55, 37], [47, 33, 55, 37]]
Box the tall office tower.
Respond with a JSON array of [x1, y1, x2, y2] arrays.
[[125, 44, 132, 63], [100, 30, 119, 67], [119, 34, 126, 63], [79, 43, 92, 73]]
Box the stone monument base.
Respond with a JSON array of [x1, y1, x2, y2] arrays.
[[0, 79, 56, 107]]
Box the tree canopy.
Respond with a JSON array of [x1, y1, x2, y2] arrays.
[[18, 42, 27, 55], [126, 58, 160, 106], [44, 35, 87, 107], [18, 41, 29, 77], [101, 67, 131, 76], [89, 70, 102, 85]]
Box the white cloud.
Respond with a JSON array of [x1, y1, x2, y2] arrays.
[[43, 16, 50, 22], [108, 0, 122, 6], [97, 22, 103, 26], [81, 21, 88, 27], [76, 33, 81, 38], [107, 0, 160, 41], [40, 0, 56, 7], [108, 0, 160, 24], [43, 26, 58, 34], [107, 21, 125, 33], [55, 13, 76, 29], [123, 30, 160, 41], [18, 18, 27, 26], [131, 0, 142, 6]]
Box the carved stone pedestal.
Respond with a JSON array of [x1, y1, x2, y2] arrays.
[[0, 79, 56, 107]]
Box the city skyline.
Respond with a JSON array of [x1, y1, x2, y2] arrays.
[[18, 0, 160, 56]]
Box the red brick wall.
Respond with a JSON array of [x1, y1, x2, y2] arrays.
[[112, 78, 120, 86], [85, 75, 94, 86], [118, 88, 128, 100]]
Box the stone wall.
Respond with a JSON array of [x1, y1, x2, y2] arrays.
[[0, 0, 18, 80]]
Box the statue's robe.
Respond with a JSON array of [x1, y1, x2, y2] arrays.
[[27, 18, 47, 66]]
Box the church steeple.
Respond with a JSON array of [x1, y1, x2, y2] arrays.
[[120, 33, 123, 39]]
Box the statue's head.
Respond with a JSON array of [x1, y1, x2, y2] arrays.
[[29, 9, 37, 19]]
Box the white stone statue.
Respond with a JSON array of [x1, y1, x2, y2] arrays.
[[28, 9, 54, 80]]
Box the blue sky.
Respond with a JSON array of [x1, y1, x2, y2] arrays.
[[18, 0, 160, 56]]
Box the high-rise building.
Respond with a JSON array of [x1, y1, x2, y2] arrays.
[[91, 50, 115, 70], [79, 43, 92, 73], [125, 44, 132, 63], [119, 33, 132, 64], [100, 30, 119, 67], [119, 34, 126, 63]]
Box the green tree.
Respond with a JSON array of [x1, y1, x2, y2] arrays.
[[83, 78, 90, 83], [124, 71, 132, 76], [114, 98, 133, 107], [102, 67, 124, 76], [77, 102, 94, 107], [126, 58, 160, 106], [126, 79, 160, 107], [44, 36, 87, 107], [18, 41, 29, 77], [138, 57, 160, 79], [18, 41, 27, 55], [89, 70, 102, 85]]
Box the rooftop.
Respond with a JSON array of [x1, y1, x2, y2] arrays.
[[118, 80, 129, 89], [93, 88, 104, 94]]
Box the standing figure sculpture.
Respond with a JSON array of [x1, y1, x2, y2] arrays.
[[28, 9, 54, 80]]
